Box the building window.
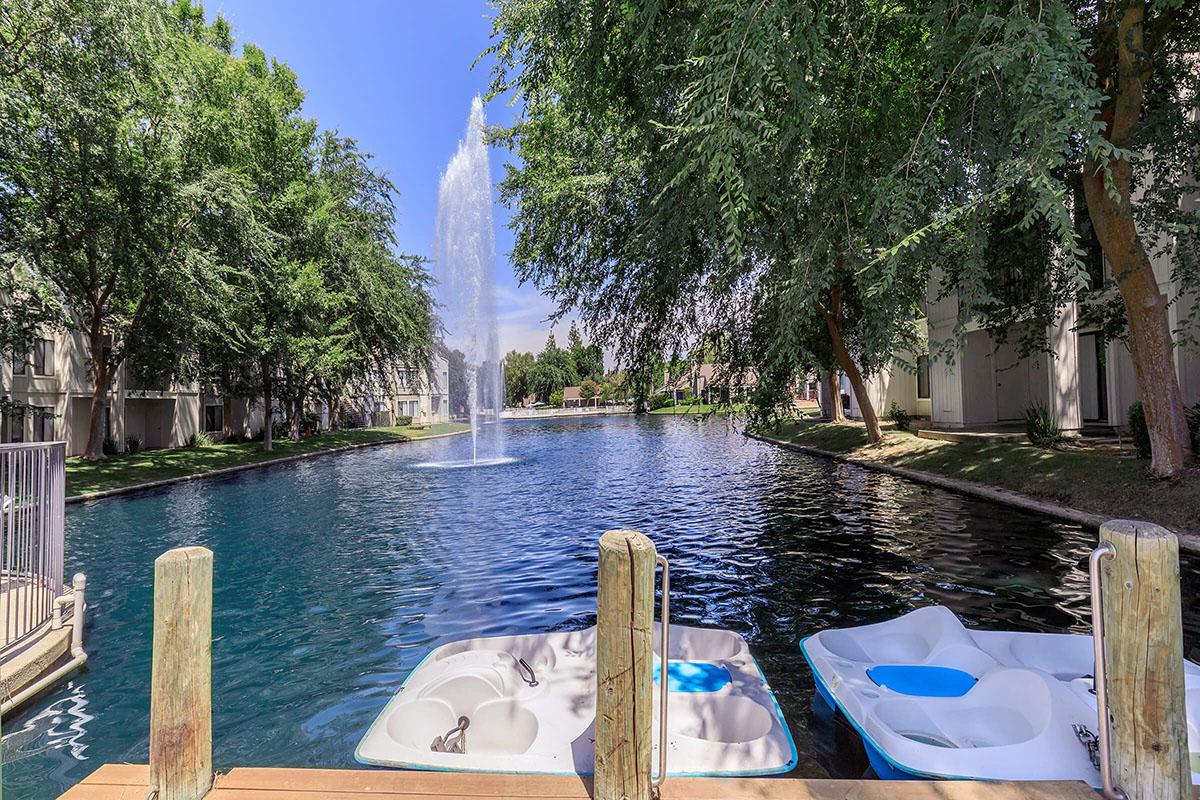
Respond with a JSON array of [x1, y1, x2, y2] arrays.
[[12, 351, 25, 375], [8, 408, 24, 443], [33, 339, 54, 376], [204, 404, 223, 433], [33, 407, 53, 442], [916, 354, 930, 400]]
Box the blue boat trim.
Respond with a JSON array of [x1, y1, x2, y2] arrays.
[[799, 635, 958, 782], [866, 665, 977, 698]]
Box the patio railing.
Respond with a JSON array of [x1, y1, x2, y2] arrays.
[[0, 441, 67, 655]]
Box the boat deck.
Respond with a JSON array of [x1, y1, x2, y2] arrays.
[[59, 765, 1100, 799]]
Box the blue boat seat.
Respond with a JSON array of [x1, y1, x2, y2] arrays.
[[653, 660, 732, 692], [866, 665, 976, 697]]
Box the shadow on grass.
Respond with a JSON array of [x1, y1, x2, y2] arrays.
[[766, 421, 1198, 535]]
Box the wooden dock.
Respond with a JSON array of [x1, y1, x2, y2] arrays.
[[59, 765, 1100, 800]]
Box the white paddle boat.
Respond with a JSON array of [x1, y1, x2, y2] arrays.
[[356, 622, 796, 776], [801, 605, 1200, 786]]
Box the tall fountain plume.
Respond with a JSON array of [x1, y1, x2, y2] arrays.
[[434, 96, 504, 464]]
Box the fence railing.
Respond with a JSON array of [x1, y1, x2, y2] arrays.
[[0, 441, 66, 655]]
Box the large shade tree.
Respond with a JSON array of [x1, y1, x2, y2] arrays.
[[0, 0, 261, 458], [491, 0, 1197, 470]]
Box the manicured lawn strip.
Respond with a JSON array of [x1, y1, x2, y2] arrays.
[[649, 403, 753, 415], [66, 423, 469, 496], [764, 421, 1199, 536]]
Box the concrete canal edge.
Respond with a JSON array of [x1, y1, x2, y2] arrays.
[[66, 428, 471, 506], [746, 431, 1200, 554]]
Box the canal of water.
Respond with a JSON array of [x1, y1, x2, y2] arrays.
[[5, 415, 1198, 798]]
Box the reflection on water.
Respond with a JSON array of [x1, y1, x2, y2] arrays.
[[5, 415, 1199, 797]]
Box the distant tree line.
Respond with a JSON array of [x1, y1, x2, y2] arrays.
[[0, 0, 436, 458], [504, 322, 625, 406]]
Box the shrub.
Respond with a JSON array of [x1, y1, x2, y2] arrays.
[[1025, 403, 1065, 447], [887, 401, 912, 432], [648, 392, 672, 411], [125, 435, 142, 454], [225, 432, 245, 444], [549, 390, 564, 407], [272, 420, 291, 440], [102, 436, 120, 456], [1127, 401, 1200, 458], [395, 415, 413, 428], [185, 431, 214, 448], [1189, 403, 1200, 455], [1127, 401, 1151, 458]]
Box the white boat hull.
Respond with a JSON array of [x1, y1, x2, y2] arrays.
[[356, 622, 796, 776], [801, 605, 1200, 786]]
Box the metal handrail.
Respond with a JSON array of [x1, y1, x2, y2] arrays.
[[653, 554, 670, 790], [1089, 542, 1127, 800]]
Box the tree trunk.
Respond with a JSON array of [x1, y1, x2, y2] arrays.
[[820, 369, 844, 422], [1081, 0, 1191, 478], [262, 370, 273, 453], [327, 392, 339, 430], [222, 396, 233, 440], [816, 286, 882, 444], [82, 325, 111, 460], [290, 396, 302, 441]]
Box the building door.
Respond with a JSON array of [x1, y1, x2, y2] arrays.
[[1078, 332, 1108, 422], [993, 338, 1032, 422]]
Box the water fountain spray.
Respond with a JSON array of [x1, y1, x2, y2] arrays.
[[434, 97, 504, 465]]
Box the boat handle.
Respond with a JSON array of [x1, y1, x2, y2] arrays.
[[1089, 542, 1127, 800], [653, 553, 670, 790]]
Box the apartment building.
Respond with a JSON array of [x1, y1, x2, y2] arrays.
[[841, 249, 1200, 434], [2, 328, 202, 455], [3, 327, 448, 454]]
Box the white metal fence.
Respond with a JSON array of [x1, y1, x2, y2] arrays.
[[0, 441, 66, 654]]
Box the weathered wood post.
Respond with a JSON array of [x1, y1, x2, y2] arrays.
[[595, 529, 656, 800], [149, 546, 214, 800], [1099, 520, 1189, 800]]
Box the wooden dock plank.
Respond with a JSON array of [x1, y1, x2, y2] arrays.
[[57, 765, 1103, 800]]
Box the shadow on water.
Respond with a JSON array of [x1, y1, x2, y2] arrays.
[[5, 414, 1199, 796]]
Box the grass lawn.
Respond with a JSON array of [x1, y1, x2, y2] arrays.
[[66, 422, 469, 497], [649, 402, 752, 415], [763, 420, 1200, 536]]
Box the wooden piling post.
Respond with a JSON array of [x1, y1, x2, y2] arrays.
[[595, 530, 656, 800], [1099, 520, 1189, 800], [149, 546, 214, 800]]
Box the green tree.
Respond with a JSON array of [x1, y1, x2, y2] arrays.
[[503, 349, 536, 406], [579, 378, 601, 404], [0, 0, 262, 458], [566, 321, 604, 382], [487, 0, 931, 442], [529, 333, 578, 402]]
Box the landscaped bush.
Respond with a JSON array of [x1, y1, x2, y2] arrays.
[[1190, 403, 1200, 454], [125, 435, 142, 454], [887, 401, 912, 432], [549, 390, 564, 408], [395, 415, 413, 428], [1128, 401, 1200, 458], [272, 420, 291, 440], [102, 436, 120, 456], [225, 432, 245, 444], [1025, 403, 1065, 447], [648, 392, 672, 411], [184, 431, 214, 448], [1127, 401, 1151, 458]]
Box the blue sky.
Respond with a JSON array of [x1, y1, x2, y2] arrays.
[[205, 0, 571, 355]]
